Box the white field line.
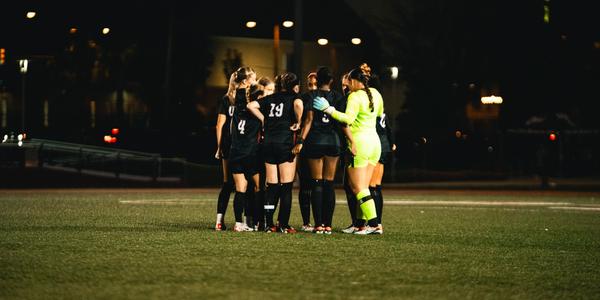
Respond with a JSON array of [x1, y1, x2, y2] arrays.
[[335, 200, 573, 206], [119, 199, 204, 205], [548, 206, 600, 212]]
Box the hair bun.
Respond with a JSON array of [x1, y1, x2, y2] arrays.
[[359, 63, 371, 77]]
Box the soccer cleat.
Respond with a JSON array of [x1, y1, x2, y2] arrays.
[[233, 222, 253, 232], [264, 226, 278, 233], [354, 226, 378, 235], [373, 224, 383, 235], [324, 226, 332, 235], [279, 226, 297, 234], [313, 226, 325, 234], [215, 223, 226, 231], [341, 225, 358, 234], [301, 224, 314, 232]]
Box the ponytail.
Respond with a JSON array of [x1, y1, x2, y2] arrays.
[[348, 67, 374, 112], [226, 66, 255, 105]]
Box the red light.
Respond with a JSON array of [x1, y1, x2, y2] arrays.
[[104, 135, 112, 143], [110, 137, 117, 144], [111, 128, 120, 135], [549, 133, 557, 141]]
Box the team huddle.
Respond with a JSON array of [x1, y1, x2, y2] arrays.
[[214, 63, 395, 235]]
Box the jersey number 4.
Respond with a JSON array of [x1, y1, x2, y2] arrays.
[[268, 103, 284, 117], [237, 120, 246, 135]]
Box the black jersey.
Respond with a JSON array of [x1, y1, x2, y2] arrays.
[[217, 94, 236, 144], [376, 112, 394, 152], [229, 96, 261, 161], [302, 89, 344, 147], [260, 91, 299, 145]]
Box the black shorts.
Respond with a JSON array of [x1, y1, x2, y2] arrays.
[[302, 144, 341, 159], [379, 151, 392, 165], [229, 155, 259, 175], [220, 139, 231, 160], [262, 143, 295, 164]]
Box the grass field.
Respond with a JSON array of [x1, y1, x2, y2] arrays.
[[1, 189, 600, 299]]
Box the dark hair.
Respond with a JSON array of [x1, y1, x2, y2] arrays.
[[348, 67, 373, 112], [316, 66, 333, 87], [227, 66, 255, 104], [258, 76, 273, 88], [276, 72, 299, 93], [246, 84, 264, 103]]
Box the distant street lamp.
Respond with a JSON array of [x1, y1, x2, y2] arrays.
[[351, 38, 362, 45], [317, 38, 328, 46], [26, 11, 36, 19], [19, 59, 29, 133], [481, 95, 503, 104], [282, 20, 294, 28], [246, 21, 257, 28], [102, 27, 110, 35]]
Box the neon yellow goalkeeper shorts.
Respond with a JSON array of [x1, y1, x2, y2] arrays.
[[347, 133, 381, 168]]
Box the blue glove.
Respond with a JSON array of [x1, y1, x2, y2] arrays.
[[313, 96, 330, 111]]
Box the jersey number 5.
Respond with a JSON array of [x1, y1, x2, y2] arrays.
[[269, 103, 284, 117], [237, 120, 246, 135]]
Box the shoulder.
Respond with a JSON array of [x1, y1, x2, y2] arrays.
[[369, 88, 383, 99]]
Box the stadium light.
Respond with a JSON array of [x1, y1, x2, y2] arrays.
[[390, 66, 399, 80], [69, 27, 78, 34], [317, 38, 328, 46], [282, 20, 294, 28], [26, 11, 36, 19], [351, 38, 361, 45], [246, 21, 257, 28], [481, 95, 503, 104], [102, 27, 110, 35]]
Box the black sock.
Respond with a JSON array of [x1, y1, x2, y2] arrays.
[[245, 188, 254, 227], [254, 190, 265, 227], [278, 182, 293, 227], [299, 181, 312, 225], [369, 186, 380, 224], [217, 181, 233, 216], [376, 185, 383, 224], [368, 218, 379, 228], [310, 179, 323, 227], [323, 180, 335, 227], [264, 183, 280, 227], [233, 191, 246, 223], [344, 180, 357, 226]]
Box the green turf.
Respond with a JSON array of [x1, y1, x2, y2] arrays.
[[1, 189, 599, 299]]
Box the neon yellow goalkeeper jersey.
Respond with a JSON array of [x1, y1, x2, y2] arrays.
[[331, 88, 384, 135]]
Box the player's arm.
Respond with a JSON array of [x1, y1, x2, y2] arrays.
[[385, 113, 397, 151], [341, 125, 356, 156], [291, 98, 303, 131], [313, 93, 359, 125], [247, 101, 264, 126], [293, 109, 312, 154], [215, 113, 226, 159]]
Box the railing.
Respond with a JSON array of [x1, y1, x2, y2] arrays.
[[16, 138, 186, 183]]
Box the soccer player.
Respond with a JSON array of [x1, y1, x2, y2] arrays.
[[247, 72, 303, 233], [313, 67, 384, 235], [230, 83, 264, 232], [251, 76, 274, 231], [214, 67, 255, 231], [294, 67, 344, 234], [360, 64, 396, 234], [296, 72, 318, 232]]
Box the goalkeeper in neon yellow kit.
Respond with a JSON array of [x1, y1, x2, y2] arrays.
[[313, 67, 383, 234]]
